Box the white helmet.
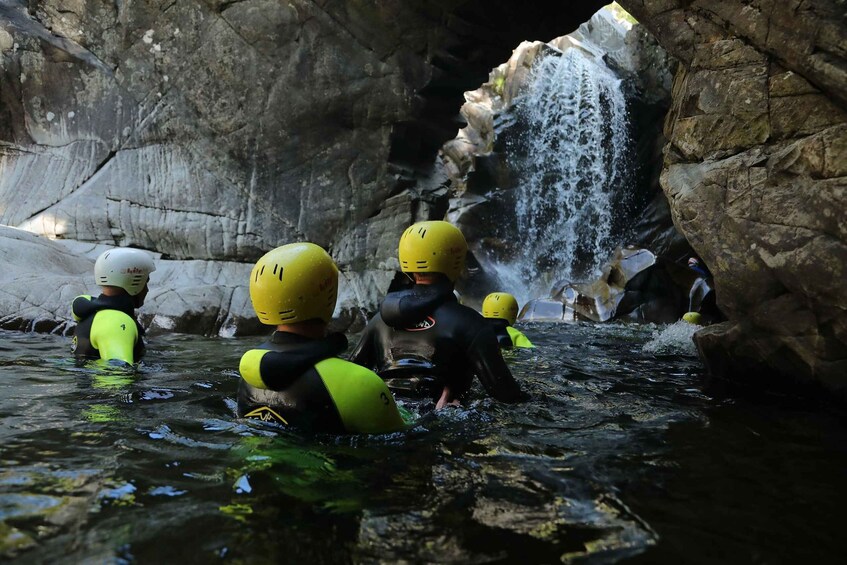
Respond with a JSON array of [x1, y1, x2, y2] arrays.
[[94, 248, 156, 296]]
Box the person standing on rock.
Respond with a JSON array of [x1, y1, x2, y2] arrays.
[[481, 292, 535, 349], [71, 248, 156, 365], [349, 221, 527, 408], [236, 242, 406, 434]]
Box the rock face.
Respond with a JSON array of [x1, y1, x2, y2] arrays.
[[0, 225, 261, 336], [619, 1, 847, 397], [0, 0, 605, 333]]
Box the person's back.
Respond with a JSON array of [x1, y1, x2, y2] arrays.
[[350, 221, 525, 406], [237, 242, 405, 435], [72, 293, 144, 363], [350, 279, 523, 403], [481, 292, 534, 350], [72, 248, 155, 365]]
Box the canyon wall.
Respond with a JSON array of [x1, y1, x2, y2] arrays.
[[619, 0, 847, 396]]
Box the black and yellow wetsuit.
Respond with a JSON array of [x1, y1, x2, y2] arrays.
[[487, 319, 535, 349], [349, 280, 525, 403], [72, 294, 145, 364], [238, 331, 405, 434]]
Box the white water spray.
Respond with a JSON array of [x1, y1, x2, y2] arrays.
[[490, 46, 631, 305]]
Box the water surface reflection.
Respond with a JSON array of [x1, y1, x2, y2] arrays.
[[0, 325, 844, 562]]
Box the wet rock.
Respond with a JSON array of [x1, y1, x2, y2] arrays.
[[619, 0, 847, 399]]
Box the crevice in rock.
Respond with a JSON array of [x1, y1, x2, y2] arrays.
[[17, 147, 117, 225], [0, 2, 115, 75], [217, 11, 276, 66], [104, 197, 236, 220], [217, 0, 250, 14]]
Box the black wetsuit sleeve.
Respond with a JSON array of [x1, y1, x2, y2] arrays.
[[467, 325, 527, 403], [257, 335, 345, 390], [348, 318, 377, 369], [258, 351, 318, 390]]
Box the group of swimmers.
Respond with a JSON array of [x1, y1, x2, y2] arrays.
[[71, 221, 535, 434]]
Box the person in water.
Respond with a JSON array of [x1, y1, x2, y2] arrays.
[[683, 256, 719, 325], [481, 292, 534, 349], [72, 248, 156, 365], [237, 242, 406, 434], [349, 220, 526, 408], [687, 256, 710, 278]]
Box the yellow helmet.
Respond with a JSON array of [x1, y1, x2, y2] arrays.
[[249, 243, 338, 325], [482, 292, 519, 325], [682, 311, 703, 325], [398, 221, 467, 282]]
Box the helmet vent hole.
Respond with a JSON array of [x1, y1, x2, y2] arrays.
[[260, 265, 265, 276], [278, 267, 283, 282], [421, 229, 427, 238], [272, 264, 278, 275]]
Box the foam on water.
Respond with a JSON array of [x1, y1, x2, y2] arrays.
[[642, 321, 700, 356], [489, 45, 632, 305]]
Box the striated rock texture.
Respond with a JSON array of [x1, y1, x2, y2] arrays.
[[619, 1, 847, 397], [0, 0, 605, 332], [0, 225, 261, 336]]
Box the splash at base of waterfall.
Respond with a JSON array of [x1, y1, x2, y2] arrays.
[[491, 33, 632, 304]]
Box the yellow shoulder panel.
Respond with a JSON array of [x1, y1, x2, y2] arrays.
[[315, 358, 405, 434], [239, 349, 270, 389], [506, 326, 535, 349]]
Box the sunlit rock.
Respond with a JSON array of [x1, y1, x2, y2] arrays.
[[1, 0, 607, 328], [0, 226, 255, 336]]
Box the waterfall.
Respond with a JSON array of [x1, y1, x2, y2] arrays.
[[490, 47, 632, 305]]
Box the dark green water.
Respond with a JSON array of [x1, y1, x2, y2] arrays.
[[1, 323, 845, 563]]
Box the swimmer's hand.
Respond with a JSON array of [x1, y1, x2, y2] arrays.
[[436, 386, 461, 410]]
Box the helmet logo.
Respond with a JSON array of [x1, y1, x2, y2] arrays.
[[406, 316, 436, 332], [124, 267, 145, 274], [318, 276, 333, 292]]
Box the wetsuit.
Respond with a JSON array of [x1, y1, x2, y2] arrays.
[[349, 280, 525, 403], [238, 331, 405, 434], [487, 319, 535, 349], [72, 294, 145, 364]]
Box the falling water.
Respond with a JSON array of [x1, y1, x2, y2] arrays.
[[492, 47, 631, 305]]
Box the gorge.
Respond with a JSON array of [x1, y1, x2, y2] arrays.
[[1, 1, 845, 396]]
